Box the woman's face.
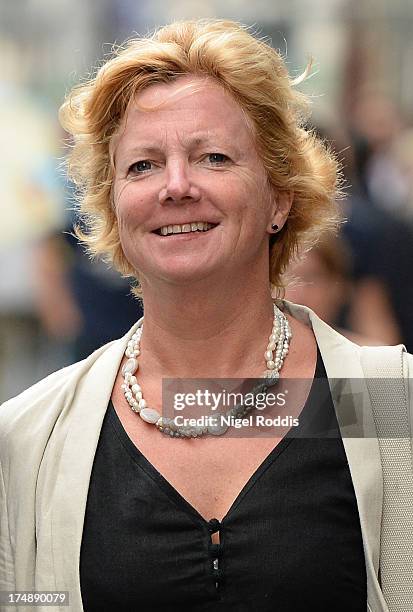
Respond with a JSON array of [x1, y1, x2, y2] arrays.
[[113, 76, 281, 290]]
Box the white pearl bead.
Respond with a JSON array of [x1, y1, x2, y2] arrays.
[[122, 358, 138, 375], [131, 384, 141, 394], [208, 421, 228, 436], [138, 399, 147, 409], [264, 350, 273, 361], [140, 408, 161, 423], [266, 360, 276, 369]]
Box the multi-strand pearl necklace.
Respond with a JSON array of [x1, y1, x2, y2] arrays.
[[121, 303, 292, 438]]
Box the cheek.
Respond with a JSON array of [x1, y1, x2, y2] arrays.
[[115, 201, 145, 270], [116, 203, 136, 238], [222, 172, 271, 219], [115, 183, 147, 230], [242, 186, 273, 230], [242, 172, 273, 216]]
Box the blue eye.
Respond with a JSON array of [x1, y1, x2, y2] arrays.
[[208, 153, 228, 164], [129, 160, 152, 173]]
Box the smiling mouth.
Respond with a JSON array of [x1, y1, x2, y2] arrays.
[[153, 222, 218, 236]]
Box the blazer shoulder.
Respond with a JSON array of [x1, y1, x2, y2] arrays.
[[0, 335, 124, 451], [403, 350, 413, 377], [0, 360, 84, 451]]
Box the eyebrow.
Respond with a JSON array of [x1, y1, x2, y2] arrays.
[[124, 145, 163, 157], [120, 134, 228, 158]]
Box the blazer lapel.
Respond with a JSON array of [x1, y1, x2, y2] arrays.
[[50, 325, 140, 610], [284, 301, 387, 611]]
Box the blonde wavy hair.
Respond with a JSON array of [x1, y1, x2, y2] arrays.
[[59, 19, 341, 295]]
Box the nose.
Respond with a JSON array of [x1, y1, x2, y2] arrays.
[[158, 159, 201, 205]]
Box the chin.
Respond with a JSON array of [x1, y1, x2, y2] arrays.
[[141, 261, 224, 289]]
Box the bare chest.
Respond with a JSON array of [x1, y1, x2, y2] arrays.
[[111, 391, 282, 522], [145, 436, 283, 523]]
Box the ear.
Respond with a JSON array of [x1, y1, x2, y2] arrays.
[[268, 190, 294, 234]]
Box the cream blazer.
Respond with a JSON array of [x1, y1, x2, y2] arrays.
[[1, 301, 412, 612]]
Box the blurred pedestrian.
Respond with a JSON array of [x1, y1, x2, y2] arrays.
[[285, 235, 400, 345]]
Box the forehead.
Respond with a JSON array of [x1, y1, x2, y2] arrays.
[[114, 75, 256, 151]]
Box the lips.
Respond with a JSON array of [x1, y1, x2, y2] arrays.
[[152, 222, 219, 236]]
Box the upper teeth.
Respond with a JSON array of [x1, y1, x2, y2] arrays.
[[159, 222, 214, 236]]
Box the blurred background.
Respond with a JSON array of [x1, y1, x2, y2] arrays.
[[1, 0, 413, 401]]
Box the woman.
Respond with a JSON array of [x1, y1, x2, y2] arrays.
[[1, 19, 412, 612]]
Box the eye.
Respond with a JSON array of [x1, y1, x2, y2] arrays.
[[128, 160, 152, 174], [207, 153, 230, 165]]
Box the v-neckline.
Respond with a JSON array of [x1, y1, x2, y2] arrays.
[[108, 356, 326, 526], [106, 345, 325, 527], [108, 398, 296, 527]]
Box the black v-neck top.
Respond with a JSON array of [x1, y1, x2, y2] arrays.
[[80, 350, 366, 611]]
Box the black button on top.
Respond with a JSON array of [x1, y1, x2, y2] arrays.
[[207, 518, 221, 534]]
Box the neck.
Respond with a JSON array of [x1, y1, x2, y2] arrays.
[[138, 272, 276, 378]]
